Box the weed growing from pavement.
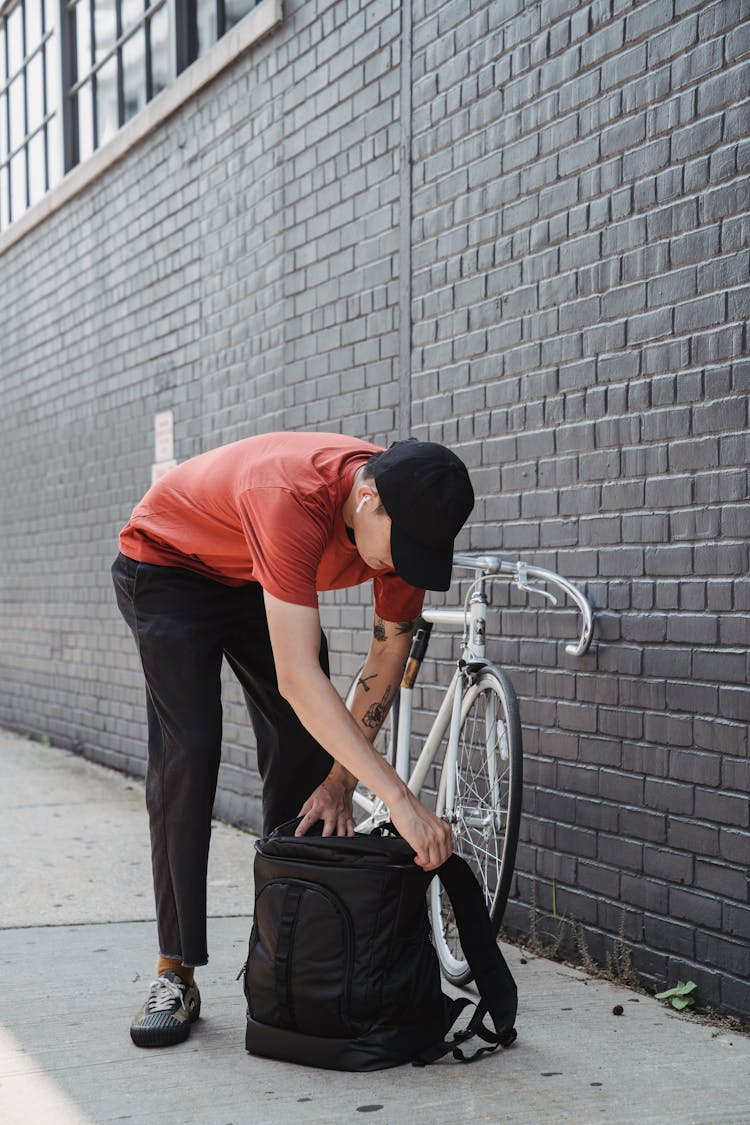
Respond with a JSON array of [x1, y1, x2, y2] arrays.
[[500, 889, 750, 1037], [603, 913, 640, 992]]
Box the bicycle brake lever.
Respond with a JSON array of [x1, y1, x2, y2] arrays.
[[515, 564, 559, 606]]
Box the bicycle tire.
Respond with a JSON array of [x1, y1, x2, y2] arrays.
[[430, 664, 523, 986]]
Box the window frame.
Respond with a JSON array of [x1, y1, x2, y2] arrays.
[[0, 0, 277, 240], [0, 0, 61, 224], [61, 0, 174, 170]]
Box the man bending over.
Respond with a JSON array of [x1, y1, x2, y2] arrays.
[[112, 431, 474, 1047]]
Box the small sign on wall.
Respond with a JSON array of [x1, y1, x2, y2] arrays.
[[152, 410, 177, 485]]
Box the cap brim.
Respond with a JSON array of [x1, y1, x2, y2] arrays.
[[390, 525, 453, 592]]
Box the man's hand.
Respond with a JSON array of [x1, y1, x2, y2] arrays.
[[388, 789, 453, 871], [296, 764, 356, 838], [261, 593, 446, 862]]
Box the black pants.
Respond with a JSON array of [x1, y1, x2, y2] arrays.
[[112, 553, 333, 966]]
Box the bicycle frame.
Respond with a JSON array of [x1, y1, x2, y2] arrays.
[[352, 553, 594, 826]]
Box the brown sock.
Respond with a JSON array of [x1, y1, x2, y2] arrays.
[[156, 955, 195, 985]]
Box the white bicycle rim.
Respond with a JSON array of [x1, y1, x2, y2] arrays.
[[430, 667, 521, 983]]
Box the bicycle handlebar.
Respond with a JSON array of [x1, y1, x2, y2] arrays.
[[451, 553, 594, 657]]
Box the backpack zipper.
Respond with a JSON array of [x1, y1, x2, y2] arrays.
[[260, 877, 356, 1023]]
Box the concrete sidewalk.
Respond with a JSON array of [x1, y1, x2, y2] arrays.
[[1, 729, 748, 1125]]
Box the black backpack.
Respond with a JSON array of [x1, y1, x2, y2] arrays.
[[241, 820, 518, 1071]]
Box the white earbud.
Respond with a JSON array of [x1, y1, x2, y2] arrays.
[[355, 495, 370, 515]]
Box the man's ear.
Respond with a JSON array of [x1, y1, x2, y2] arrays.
[[355, 483, 379, 514]]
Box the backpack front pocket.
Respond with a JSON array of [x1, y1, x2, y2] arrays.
[[247, 878, 355, 1038]]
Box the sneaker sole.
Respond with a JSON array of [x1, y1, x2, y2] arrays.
[[130, 999, 201, 1048], [130, 1022, 192, 1048]]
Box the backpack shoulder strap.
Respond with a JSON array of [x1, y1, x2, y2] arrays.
[[414, 853, 518, 1066]]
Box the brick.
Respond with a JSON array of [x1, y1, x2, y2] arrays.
[[693, 648, 747, 684], [671, 37, 724, 91], [670, 506, 722, 542], [701, 181, 749, 224], [625, 946, 669, 993], [600, 113, 646, 159], [670, 679, 719, 715], [674, 294, 726, 333], [647, 256, 698, 306], [722, 977, 750, 1020], [644, 913, 695, 957], [598, 833, 642, 872], [554, 883, 599, 925], [669, 748, 721, 788], [644, 777, 695, 816], [622, 513, 671, 544], [621, 873, 668, 913], [626, 307, 673, 345], [577, 860, 620, 898], [597, 769, 643, 807], [717, 686, 750, 722], [644, 845, 693, 885], [644, 544, 696, 576], [715, 494, 750, 543], [575, 734, 620, 769], [535, 847, 578, 887], [643, 473, 693, 508], [724, 903, 750, 942], [625, 0, 674, 42], [667, 817, 719, 857], [695, 932, 750, 979], [670, 224, 721, 267], [697, 67, 747, 118], [696, 788, 750, 829], [665, 611, 720, 644], [575, 797, 620, 833], [695, 859, 748, 902], [726, 20, 750, 63], [719, 430, 750, 467], [648, 11, 698, 64], [719, 829, 750, 865]]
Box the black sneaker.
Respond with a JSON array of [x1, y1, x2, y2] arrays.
[[130, 971, 201, 1047]]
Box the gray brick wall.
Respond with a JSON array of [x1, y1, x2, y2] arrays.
[[408, 0, 749, 1020], [1, 0, 748, 1018]]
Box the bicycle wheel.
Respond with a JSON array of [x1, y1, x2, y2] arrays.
[[430, 664, 522, 986]]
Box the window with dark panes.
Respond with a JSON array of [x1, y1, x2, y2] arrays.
[[178, 0, 261, 72], [1, 0, 265, 230], [0, 0, 60, 230], [66, 0, 170, 162]]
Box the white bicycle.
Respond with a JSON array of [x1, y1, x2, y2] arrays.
[[347, 553, 594, 986]]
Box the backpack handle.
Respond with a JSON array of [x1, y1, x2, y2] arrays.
[[414, 853, 518, 1065]]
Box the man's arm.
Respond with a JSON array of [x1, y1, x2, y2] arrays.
[[263, 591, 451, 871], [303, 613, 415, 818], [348, 613, 414, 744]]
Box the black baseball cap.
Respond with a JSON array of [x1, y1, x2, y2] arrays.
[[372, 440, 474, 591]]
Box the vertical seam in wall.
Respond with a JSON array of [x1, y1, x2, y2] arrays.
[[198, 129, 207, 455], [279, 42, 289, 424], [398, 0, 413, 440], [271, 46, 286, 436]]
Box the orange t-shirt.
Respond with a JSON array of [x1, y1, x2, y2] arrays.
[[118, 432, 424, 622]]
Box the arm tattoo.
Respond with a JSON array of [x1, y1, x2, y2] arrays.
[[357, 673, 377, 694], [362, 686, 394, 729], [373, 616, 416, 641]]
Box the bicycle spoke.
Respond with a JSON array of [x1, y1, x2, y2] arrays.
[[431, 668, 523, 981]]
